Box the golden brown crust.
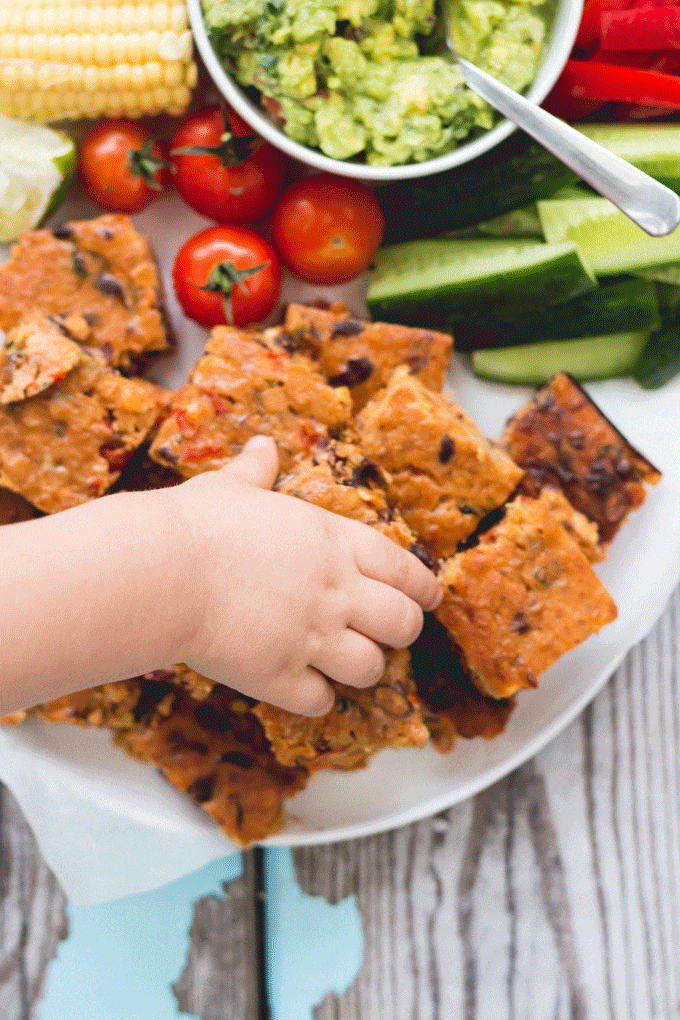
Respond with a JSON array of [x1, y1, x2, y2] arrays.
[[357, 367, 524, 558], [435, 493, 618, 699], [282, 302, 452, 410], [149, 328, 352, 477], [275, 437, 417, 550], [0, 312, 82, 404], [117, 683, 307, 847], [254, 649, 428, 770], [504, 373, 661, 546], [22, 665, 304, 846], [0, 354, 171, 513], [0, 215, 170, 371]]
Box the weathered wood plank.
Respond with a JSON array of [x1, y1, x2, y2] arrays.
[[296, 587, 680, 1020], [0, 785, 68, 1020], [173, 850, 260, 1020]]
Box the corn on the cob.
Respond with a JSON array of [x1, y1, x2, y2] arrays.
[[0, 1, 198, 121]]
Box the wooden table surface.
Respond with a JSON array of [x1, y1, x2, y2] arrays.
[[1, 584, 678, 1020]]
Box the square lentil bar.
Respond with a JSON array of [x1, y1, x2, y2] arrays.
[[0, 349, 171, 513], [13, 664, 304, 846], [254, 648, 428, 771], [435, 491, 618, 699], [0, 312, 82, 404], [503, 373, 661, 546], [409, 614, 515, 753], [0, 214, 170, 371], [275, 437, 419, 552], [149, 327, 352, 477], [117, 681, 307, 847], [281, 302, 452, 410], [356, 367, 524, 558]]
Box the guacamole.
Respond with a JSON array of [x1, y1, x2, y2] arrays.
[[203, 0, 549, 166]]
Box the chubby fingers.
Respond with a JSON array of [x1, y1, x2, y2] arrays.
[[310, 629, 386, 689], [353, 527, 442, 612], [263, 667, 335, 717], [349, 577, 425, 648]]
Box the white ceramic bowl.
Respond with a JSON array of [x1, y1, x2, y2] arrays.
[[187, 0, 584, 181]]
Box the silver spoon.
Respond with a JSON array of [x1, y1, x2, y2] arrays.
[[442, 12, 680, 237]]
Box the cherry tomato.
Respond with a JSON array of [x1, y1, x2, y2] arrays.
[[169, 105, 288, 224], [173, 225, 281, 328], [78, 120, 169, 214], [271, 174, 385, 285]]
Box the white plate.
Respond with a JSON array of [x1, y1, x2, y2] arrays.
[[1, 191, 679, 899]]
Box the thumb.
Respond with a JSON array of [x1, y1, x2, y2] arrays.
[[221, 435, 280, 490]]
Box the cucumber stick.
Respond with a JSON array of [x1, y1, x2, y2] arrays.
[[538, 197, 680, 276], [454, 278, 660, 351], [472, 333, 649, 385], [377, 125, 680, 246], [377, 133, 580, 244], [632, 313, 680, 389], [577, 124, 680, 195], [366, 238, 596, 329]]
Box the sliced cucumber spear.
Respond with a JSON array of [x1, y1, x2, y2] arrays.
[[472, 333, 649, 385], [366, 238, 596, 330], [538, 197, 680, 277], [454, 278, 660, 351], [377, 125, 680, 245]]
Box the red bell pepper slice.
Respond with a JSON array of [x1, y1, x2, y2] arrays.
[[555, 59, 680, 107], [600, 7, 680, 49], [542, 86, 606, 120], [575, 0, 604, 50]]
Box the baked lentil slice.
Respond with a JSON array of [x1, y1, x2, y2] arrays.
[[117, 683, 307, 847], [356, 366, 524, 558], [275, 437, 418, 551], [0, 354, 171, 513], [281, 302, 452, 410], [0, 312, 82, 404], [409, 613, 515, 754], [0, 214, 170, 371], [435, 491, 618, 700], [254, 648, 428, 771], [503, 373, 661, 546], [9, 665, 303, 846], [149, 327, 352, 477]]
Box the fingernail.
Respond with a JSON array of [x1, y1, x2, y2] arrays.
[[429, 586, 444, 611], [244, 435, 273, 452]]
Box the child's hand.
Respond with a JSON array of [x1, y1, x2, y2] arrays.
[[173, 436, 442, 716]]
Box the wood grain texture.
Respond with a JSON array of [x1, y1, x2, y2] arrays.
[[296, 587, 680, 1020], [172, 850, 260, 1020], [0, 587, 678, 1019], [0, 785, 67, 1020]]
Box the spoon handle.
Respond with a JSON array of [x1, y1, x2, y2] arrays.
[[456, 56, 680, 238]]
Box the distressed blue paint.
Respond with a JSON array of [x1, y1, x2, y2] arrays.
[[37, 846, 365, 1020], [38, 854, 242, 1020], [264, 847, 364, 1020]]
